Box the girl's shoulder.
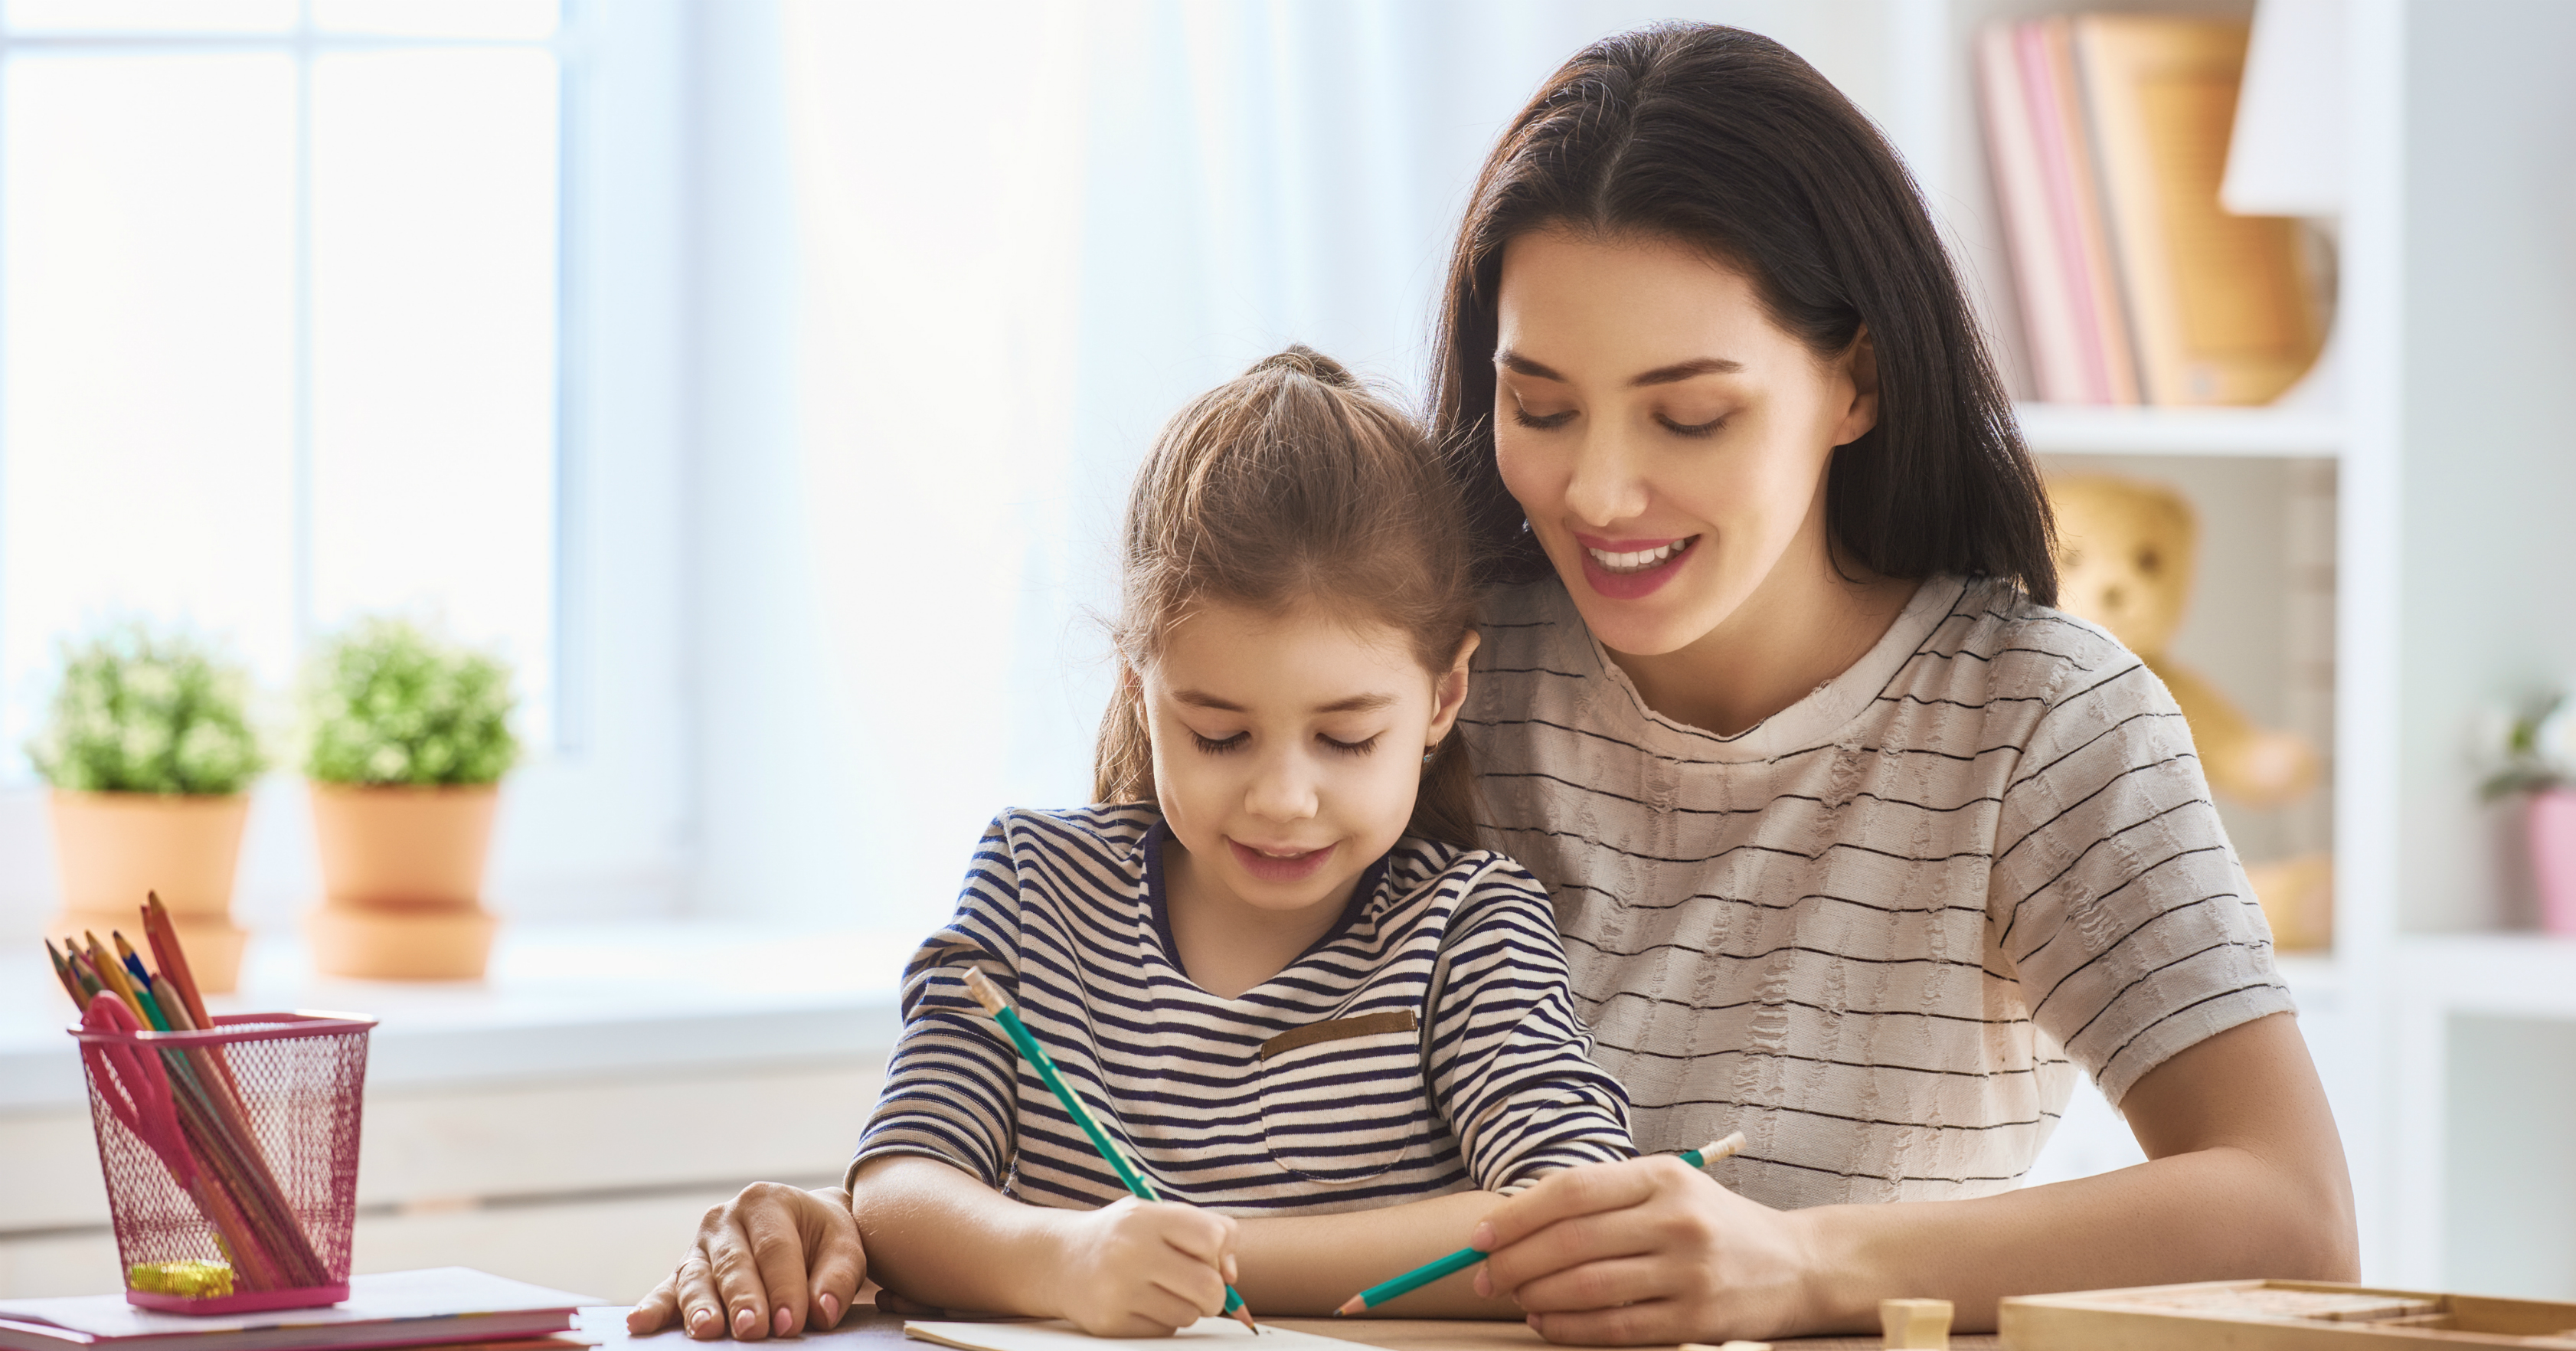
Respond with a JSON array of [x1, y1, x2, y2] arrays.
[[1381, 834, 1558, 927], [980, 803, 1161, 871]]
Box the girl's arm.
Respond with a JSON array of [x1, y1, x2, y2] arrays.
[[1228, 1189, 1522, 1317], [1466, 1011, 2355, 1344], [854, 1155, 1240, 1336]]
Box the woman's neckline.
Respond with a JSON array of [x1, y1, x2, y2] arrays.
[[1568, 574, 1965, 762]]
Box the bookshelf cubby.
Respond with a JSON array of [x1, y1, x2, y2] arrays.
[[1882, 0, 2576, 1300]]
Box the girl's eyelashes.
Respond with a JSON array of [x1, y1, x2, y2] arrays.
[[1319, 733, 1380, 757], [1190, 730, 1248, 754]]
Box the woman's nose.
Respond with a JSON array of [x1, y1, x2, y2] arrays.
[[1561, 427, 1652, 526], [1243, 751, 1319, 823]]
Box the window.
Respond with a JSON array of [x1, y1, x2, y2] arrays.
[[0, 0, 567, 772]]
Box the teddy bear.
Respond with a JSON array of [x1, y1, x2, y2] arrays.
[[2047, 473, 2332, 950]]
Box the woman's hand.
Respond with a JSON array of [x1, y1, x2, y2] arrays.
[[1469, 1155, 1815, 1346], [626, 1182, 865, 1340], [1043, 1197, 1239, 1337]]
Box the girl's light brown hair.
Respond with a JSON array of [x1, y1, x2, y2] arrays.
[[1094, 345, 1486, 852]]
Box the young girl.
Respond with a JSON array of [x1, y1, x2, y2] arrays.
[[842, 348, 1635, 1336]]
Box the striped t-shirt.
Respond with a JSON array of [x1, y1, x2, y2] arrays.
[[850, 806, 1635, 1215], [1460, 574, 2292, 1210]]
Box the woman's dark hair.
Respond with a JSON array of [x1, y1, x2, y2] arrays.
[[1095, 346, 1486, 852], [1429, 22, 2057, 606]]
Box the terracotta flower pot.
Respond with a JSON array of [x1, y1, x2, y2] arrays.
[[305, 783, 501, 980], [44, 790, 250, 993], [2529, 787, 2576, 937]]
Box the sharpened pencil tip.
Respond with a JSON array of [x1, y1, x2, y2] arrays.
[[1229, 1304, 1260, 1333], [1335, 1296, 1366, 1317]]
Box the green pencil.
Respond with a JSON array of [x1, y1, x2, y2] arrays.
[[1333, 1133, 1747, 1316], [959, 967, 1260, 1333]]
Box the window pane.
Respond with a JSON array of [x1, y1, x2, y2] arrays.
[[309, 48, 558, 738], [312, 0, 557, 40], [4, 0, 295, 32], [0, 52, 298, 773]]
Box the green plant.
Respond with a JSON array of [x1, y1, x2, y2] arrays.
[[2482, 694, 2574, 800], [302, 617, 519, 787], [27, 623, 266, 794]]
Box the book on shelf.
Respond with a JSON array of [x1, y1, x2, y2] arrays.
[[0, 1270, 592, 1351], [1978, 13, 2326, 407]]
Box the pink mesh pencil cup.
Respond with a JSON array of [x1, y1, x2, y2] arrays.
[[71, 999, 376, 1314]]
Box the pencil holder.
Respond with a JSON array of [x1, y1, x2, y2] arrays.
[[70, 1009, 376, 1314]]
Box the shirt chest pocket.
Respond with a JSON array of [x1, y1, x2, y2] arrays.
[[1255, 1009, 1425, 1185]]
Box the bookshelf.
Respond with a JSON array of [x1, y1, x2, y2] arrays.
[[1873, 0, 2576, 1296]]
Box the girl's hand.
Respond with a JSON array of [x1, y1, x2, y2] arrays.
[[1469, 1155, 1816, 1346], [1045, 1197, 1240, 1337]]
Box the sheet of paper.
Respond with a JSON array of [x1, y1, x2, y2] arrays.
[[906, 1319, 1377, 1351]]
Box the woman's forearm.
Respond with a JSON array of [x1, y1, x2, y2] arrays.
[[1802, 1142, 2358, 1332], [1232, 1189, 1522, 1317], [848, 1156, 1074, 1317], [1803, 1014, 2358, 1333]]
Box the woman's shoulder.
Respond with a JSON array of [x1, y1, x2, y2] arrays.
[[1473, 575, 1586, 659], [1907, 576, 2159, 715]]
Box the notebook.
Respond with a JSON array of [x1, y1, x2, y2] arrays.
[[0, 1270, 594, 1351]]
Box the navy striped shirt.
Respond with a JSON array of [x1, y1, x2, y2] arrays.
[[851, 805, 1635, 1215]]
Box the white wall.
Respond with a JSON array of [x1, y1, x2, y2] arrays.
[[2398, 0, 2576, 934]]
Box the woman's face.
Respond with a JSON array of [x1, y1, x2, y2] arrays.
[[1491, 227, 1878, 657]]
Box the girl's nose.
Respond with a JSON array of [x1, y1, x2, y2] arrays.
[[1561, 427, 1652, 526], [1242, 751, 1319, 823]]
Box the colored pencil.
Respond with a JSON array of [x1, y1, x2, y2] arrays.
[[957, 967, 1260, 1333], [1334, 1134, 1749, 1315], [45, 939, 85, 1006]]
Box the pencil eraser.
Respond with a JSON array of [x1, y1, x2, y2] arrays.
[[1680, 1342, 1772, 1351], [1879, 1297, 1952, 1349]]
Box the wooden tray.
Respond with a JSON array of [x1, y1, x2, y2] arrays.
[[2001, 1280, 2576, 1348]]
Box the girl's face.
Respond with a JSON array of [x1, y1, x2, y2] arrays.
[[1490, 227, 1878, 657], [1140, 599, 1474, 920]]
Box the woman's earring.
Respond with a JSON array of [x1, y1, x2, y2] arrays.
[[1519, 518, 1533, 534], [1422, 747, 1439, 766]]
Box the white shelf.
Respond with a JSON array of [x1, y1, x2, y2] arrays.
[[2400, 933, 2576, 1022], [2015, 402, 2343, 458]]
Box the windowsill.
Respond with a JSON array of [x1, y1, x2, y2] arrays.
[[0, 921, 910, 1112]]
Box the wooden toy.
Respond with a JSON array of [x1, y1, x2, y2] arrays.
[[1881, 1298, 1952, 1349], [1999, 1279, 2576, 1347]]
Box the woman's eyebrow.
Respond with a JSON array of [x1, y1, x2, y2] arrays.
[[1631, 356, 1743, 386], [1495, 348, 1744, 385], [1313, 693, 1396, 715]]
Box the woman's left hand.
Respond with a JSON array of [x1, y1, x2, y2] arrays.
[[1468, 1155, 1813, 1346]]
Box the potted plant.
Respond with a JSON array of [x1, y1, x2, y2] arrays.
[[2482, 695, 2576, 936], [28, 623, 266, 993], [300, 617, 520, 980]]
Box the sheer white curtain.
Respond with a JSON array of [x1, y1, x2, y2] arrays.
[[698, 0, 1900, 935]]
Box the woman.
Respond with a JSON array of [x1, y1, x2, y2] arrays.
[[626, 23, 2353, 1343]]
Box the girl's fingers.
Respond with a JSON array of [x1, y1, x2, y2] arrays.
[[1472, 1159, 1666, 1256], [732, 1184, 816, 1337]]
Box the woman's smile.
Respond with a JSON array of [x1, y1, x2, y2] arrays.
[[1577, 532, 1698, 599]]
